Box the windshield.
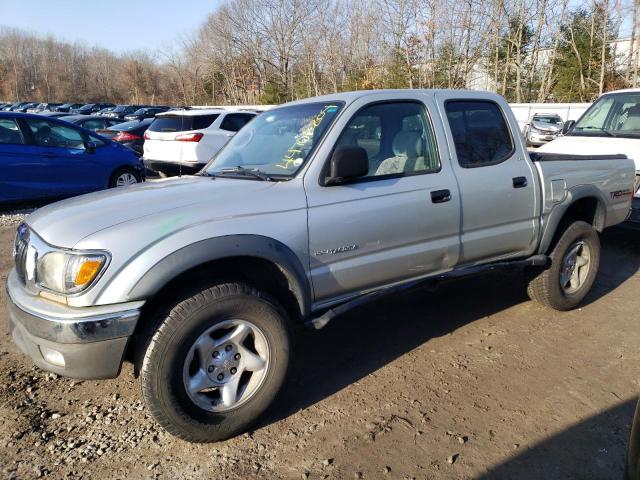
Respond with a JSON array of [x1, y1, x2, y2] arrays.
[[533, 116, 561, 125], [571, 92, 640, 138], [110, 119, 151, 131], [204, 102, 343, 177]]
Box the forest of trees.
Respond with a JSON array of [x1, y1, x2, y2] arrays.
[[1, 0, 638, 106]]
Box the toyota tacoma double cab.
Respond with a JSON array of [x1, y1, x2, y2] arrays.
[[6, 90, 635, 442]]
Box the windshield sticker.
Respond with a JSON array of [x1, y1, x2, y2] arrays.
[[276, 105, 337, 170]]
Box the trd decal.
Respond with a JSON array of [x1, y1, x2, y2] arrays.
[[610, 189, 632, 199]]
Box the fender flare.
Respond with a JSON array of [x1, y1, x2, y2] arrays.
[[538, 185, 607, 254], [128, 234, 312, 317]]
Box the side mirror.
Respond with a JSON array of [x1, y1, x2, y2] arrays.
[[84, 141, 96, 154], [562, 120, 575, 135], [326, 146, 369, 185]]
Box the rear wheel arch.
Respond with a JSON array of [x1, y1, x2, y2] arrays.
[[539, 188, 606, 254]]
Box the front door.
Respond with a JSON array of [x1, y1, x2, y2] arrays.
[[22, 118, 100, 196], [304, 96, 461, 304]]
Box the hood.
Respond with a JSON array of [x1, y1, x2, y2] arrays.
[[537, 135, 640, 171], [26, 176, 279, 247], [531, 121, 562, 133]]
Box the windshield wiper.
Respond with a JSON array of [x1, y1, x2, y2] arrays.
[[218, 166, 274, 181], [574, 126, 618, 137]]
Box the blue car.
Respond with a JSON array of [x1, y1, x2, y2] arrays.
[[0, 112, 144, 203]]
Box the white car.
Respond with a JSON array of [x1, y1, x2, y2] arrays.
[[523, 113, 564, 146], [538, 88, 640, 223], [143, 108, 257, 176]]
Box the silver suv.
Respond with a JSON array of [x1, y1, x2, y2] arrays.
[[6, 90, 635, 442]]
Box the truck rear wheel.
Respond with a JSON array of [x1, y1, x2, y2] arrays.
[[139, 282, 291, 442], [526, 221, 600, 311]]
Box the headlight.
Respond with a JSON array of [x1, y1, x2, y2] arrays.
[[37, 251, 108, 294]]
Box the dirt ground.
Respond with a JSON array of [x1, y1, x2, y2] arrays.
[[1, 221, 639, 480]]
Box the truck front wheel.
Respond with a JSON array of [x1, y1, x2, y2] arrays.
[[526, 220, 600, 311], [139, 282, 291, 442]]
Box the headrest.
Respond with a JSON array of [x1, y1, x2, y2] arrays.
[[392, 131, 422, 158], [626, 105, 640, 117]]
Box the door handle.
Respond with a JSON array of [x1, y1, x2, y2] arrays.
[[431, 189, 451, 203], [513, 176, 528, 188]]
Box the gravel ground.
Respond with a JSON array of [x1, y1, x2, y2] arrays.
[[0, 209, 33, 228], [1, 221, 639, 479]]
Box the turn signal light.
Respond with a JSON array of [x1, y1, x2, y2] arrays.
[[74, 260, 103, 286]]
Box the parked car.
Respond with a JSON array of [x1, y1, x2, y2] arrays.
[[96, 106, 116, 116], [96, 118, 153, 156], [538, 88, 640, 224], [4, 102, 29, 111], [27, 103, 63, 113], [0, 112, 144, 203], [55, 103, 83, 112], [14, 102, 39, 113], [123, 106, 170, 122], [523, 113, 564, 146], [60, 114, 124, 131], [70, 103, 116, 115], [5, 90, 634, 443], [102, 105, 141, 120], [37, 112, 75, 118], [143, 108, 257, 176]]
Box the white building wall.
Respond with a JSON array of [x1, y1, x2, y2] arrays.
[[509, 102, 592, 131]]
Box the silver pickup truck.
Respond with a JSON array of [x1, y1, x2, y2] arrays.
[[6, 90, 635, 442]]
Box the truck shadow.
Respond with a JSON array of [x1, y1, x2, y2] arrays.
[[583, 225, 640, 307], [477, 398, 635, 479], [258, 226, 640, 431]]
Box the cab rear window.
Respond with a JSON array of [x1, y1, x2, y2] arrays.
[[149, 115, 219, 133]]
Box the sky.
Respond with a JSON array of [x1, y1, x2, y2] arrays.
[[0, 0, 221, 54]]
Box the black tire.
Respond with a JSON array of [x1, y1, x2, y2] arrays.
[[108, 167, 141, 188], [139, 282, 291, 443], [526, 220, 600, 310]]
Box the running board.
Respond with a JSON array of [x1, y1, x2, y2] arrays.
[[304, 254, 548, 330]]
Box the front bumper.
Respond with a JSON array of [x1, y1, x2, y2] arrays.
[[527, 132, 558, 146], [6, 269, 143, 379]]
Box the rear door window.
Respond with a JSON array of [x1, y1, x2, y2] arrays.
[[220, 113, 255, 132], [0, 118, 25, 144], [192, 114, 220, 130], [445, 100, 513, 167]]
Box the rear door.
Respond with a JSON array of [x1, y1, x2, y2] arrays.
[[436, 92, 540, 263], [304, 94, 461, 304]]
